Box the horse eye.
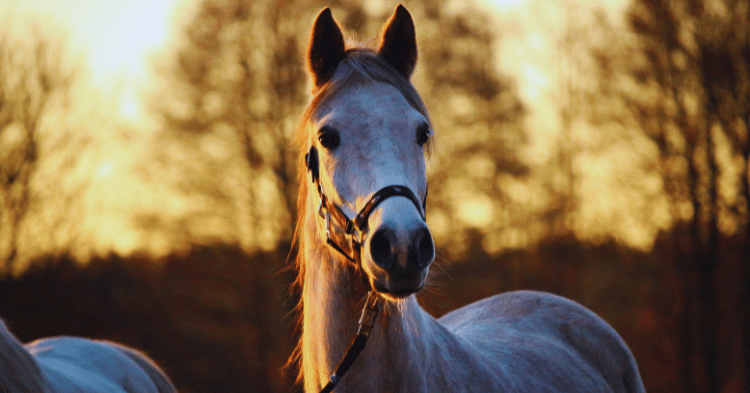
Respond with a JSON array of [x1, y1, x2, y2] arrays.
[[416, 123, 430, 146], [318, 127, 341, 149]]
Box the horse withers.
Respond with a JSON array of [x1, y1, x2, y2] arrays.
[[292, 5, 645, 393]]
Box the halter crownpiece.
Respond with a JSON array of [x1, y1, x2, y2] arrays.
[[306, 146, 427, 265]]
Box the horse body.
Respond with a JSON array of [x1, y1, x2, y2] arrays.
[[295, 5, 645, 393], [1, 320, 176, 393], [301, 213, 641, 393]]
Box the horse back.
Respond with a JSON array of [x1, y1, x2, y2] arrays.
[[438, 290, 645, 393], [26, 337, 176, 393]]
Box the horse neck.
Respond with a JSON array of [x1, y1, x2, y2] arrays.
[[299, 197, 442, 393], [0, 321, 52, 392]]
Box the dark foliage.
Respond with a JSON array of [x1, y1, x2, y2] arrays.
[[0, 245, 298, 393]]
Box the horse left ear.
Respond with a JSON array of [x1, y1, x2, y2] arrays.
[[378, 5, 417, 79]]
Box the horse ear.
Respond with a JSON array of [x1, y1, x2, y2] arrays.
[[307, 8, 346, 89], [378, 5, 417, 79]]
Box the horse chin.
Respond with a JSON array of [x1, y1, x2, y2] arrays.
[[367, 270, 428, 301], [375, 286, 423, 301]]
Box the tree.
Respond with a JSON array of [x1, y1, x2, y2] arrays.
[[407, 2, 528, 258], [627, 0, 750, 390], [146, 0, 319, 254], [149, 0, 530, 257], [0, 13, 76, 274]]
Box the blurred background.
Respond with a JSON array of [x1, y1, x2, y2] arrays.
[[0, 0, 747, 391]]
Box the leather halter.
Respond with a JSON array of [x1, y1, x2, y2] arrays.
[[306, 146, 427, 265]]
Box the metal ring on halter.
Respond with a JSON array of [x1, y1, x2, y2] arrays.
[[324, 208, 331, 241]]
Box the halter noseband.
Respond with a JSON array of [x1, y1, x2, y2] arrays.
[[306, 146, 427, 265]]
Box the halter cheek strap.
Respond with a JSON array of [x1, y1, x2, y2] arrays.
[[306, 146, 428, 265]]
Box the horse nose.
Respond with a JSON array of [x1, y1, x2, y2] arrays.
[[409, 226, 435, 269], [369, 223, 434, 273], [369, 227, 397, 270]]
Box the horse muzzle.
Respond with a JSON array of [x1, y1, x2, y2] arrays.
[[362, 198, 435, 298]]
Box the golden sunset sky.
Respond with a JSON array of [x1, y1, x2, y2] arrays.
[[2, 0, 668, 272]]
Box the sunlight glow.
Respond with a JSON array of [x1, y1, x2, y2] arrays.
[[96, 161, 115, 179], [84, 0, 175, 79], [119, 89, 143, 120], [13, 0, 178, 82], [479, 0, 527, 11], [521, 64, 548, 101], [456, 194, 495, 228]]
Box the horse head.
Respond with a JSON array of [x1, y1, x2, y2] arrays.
[[301, 5, 434, 300]]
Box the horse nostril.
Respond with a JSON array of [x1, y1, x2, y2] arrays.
[[370, 228, 396, 270], [413, 227, 435, 269]]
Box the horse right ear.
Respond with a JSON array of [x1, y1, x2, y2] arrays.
[[307, 8, 346, 90]]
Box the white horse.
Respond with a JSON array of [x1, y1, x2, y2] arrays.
[[0, 319, 176, 392], [292, 5, 645, 393]]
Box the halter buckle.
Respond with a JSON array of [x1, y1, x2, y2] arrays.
[[318, 202, 332, 241], [357, 292, 382, 337]]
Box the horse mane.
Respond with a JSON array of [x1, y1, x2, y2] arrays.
[[0, 319, 52, 392], [286, 47, 433, 384]]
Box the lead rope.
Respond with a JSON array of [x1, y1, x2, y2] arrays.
[[320, 291, 383, 393]]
